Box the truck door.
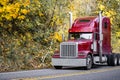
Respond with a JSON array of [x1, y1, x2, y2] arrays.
[[93, 32, 98, 54]]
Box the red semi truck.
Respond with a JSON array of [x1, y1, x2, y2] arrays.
[[52, 11, 120, 70]]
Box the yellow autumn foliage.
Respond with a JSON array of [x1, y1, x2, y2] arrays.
[[39, 12, 44, 16], [0, 0, 9, 6], [21, 9, 29, 15], [99, 4, 105, 10], [25, 32, 32, 41], [4, 14, 12, 20], [116, 32, 120, 38], [0, 8, 3, 13], [104, 12, 111, 17], [18, 15, 25, 20], [54, 32, 62, 42], [0, 1, 30, 21], [15, 2, 20, 8], [22, 0, 30, 7], [68, 2, 75, 11], [10, 14, 18, 19]]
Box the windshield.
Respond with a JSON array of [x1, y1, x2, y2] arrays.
[[69, 33, 92, 40]]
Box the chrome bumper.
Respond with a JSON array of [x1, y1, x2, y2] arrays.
[[52, 58, 86, 67]]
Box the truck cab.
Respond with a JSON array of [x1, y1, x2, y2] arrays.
[[52, 12, 120, 70]]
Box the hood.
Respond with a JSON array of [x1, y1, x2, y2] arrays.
[[78, 40, 92, 51]]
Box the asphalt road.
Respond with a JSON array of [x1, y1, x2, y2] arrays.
[[0, 65, 120, 80]]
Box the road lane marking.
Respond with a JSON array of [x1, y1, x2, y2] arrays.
[[13, 66, 120, 80]]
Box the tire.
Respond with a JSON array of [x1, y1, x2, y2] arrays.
[[85, 55, 92, 70], [110, 54, 117, 66], [117, 54, 120, 66], [54, 66, 62, 69], [107, 54, 111, 66]]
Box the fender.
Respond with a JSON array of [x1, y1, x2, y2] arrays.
[[78, 50, 92, 58]]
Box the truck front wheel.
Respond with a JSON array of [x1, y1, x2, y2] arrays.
[[54, 66, 62, 69], [85, 55, 92, 70]]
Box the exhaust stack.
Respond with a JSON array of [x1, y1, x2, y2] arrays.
[[99, 11, 103, 62], [69, 12, 73, 28]]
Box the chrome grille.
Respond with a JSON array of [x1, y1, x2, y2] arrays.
[[60, 42, 78, 58]]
